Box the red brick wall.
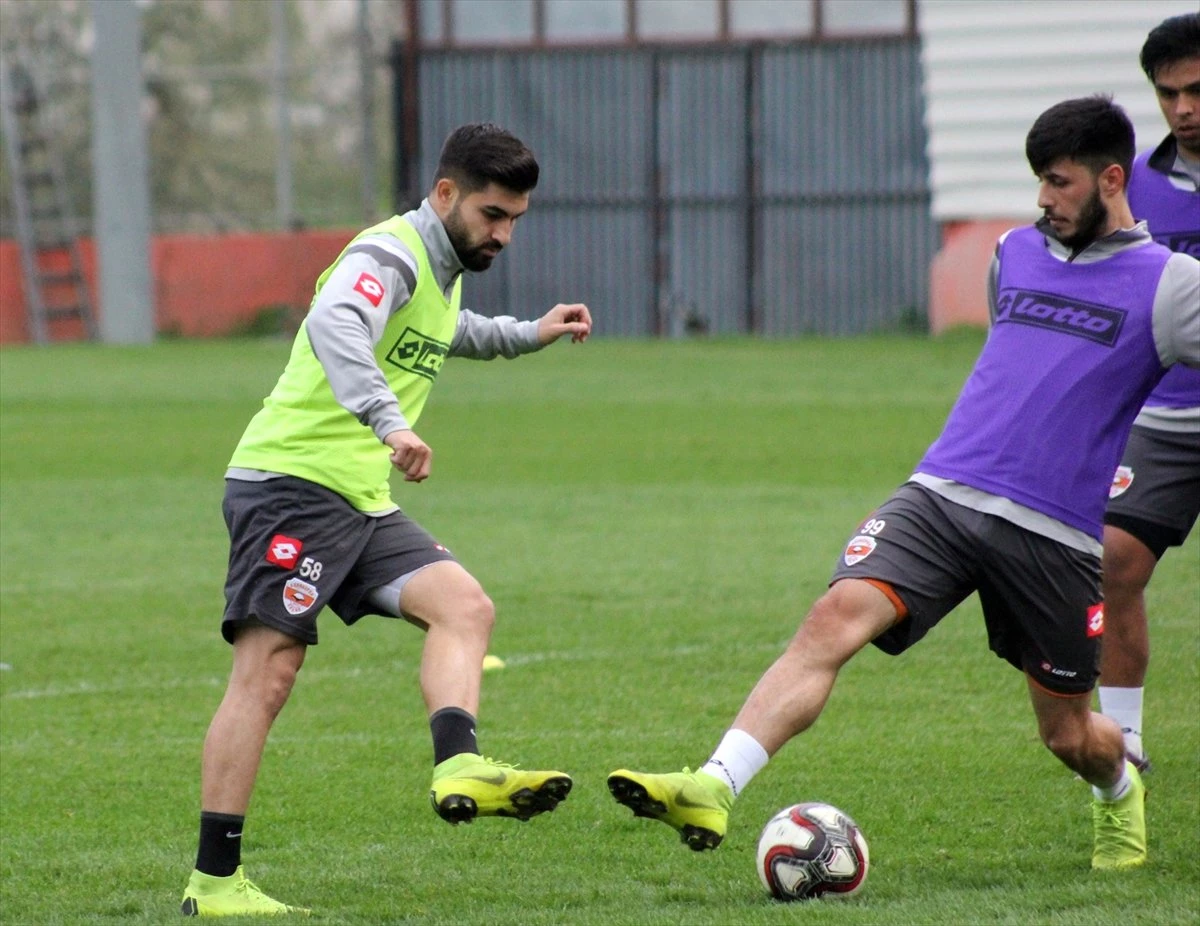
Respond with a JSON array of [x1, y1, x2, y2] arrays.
[[4, 222, 1020, 340], [0, 229, 355, 343]]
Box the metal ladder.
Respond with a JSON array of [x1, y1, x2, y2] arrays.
[[0, 48, 97, 343]]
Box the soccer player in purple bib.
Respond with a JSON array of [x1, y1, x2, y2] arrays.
[[608, 96, 1200, 871], [1098, 12, 1200, 775]]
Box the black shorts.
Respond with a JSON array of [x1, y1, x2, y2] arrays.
[[221, 476, 458, 645], [1103, 425, 1200, 558], [829, 483, 1104, 695]]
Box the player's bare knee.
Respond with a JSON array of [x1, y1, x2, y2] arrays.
[[262, 675, 297, 719], [1038, 719, 1087, 765], [800, 593, 845, 635], [438, 584, 494, 637], [1101, 532, 1155, 591], [465, 587, 496, 636], [794, 592, 865, 663], [1102, 560, 1151, 596], [229, 626, 304, 712], [797, 583, 893, 659], [252, 655, 302, 717]]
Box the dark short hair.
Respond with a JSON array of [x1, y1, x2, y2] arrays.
[[433, 123, 539, 194], [1140, 13, 1200, 82], [1025, 95, 1135, 182]]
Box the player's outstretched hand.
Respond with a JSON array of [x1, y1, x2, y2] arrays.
[[384, 429, 432, 482], [537, 303, 592, 345]]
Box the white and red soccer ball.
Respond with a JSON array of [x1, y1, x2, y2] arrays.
[[756, 802, 869, 901]]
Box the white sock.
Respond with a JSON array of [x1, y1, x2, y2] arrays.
[[700, 728, 769, 797], [1092, 762, 1132, 803], [1098, 686, 1145, 756]]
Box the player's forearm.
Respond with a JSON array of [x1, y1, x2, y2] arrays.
[[449, 309, 542, 359]]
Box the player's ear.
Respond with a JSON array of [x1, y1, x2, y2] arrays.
[[1097, 162, 1125, 197], [432, 177, 459, 210]]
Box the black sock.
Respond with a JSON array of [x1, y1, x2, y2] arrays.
[[430, 707, 478, 765], [196, 811, 244, 877]]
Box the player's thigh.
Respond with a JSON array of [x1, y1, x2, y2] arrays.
[[830, 482, 980, 657], [803, 579, 912, 662], [398, 560, 492, 629], [976, 523, 1101, 696], [329, 510, 460, 627]]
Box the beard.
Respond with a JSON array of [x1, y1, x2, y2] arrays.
[[1052, 187, 1108, 251], [444, 204, 502, 272]]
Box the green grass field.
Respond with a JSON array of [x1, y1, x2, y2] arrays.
[[1, 336, 1197, 925]]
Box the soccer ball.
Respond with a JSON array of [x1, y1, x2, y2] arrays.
[[755, 802, 869, 901]]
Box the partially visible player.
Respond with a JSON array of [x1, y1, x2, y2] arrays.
[[607, 96, 1200, 871], [1098, 11, 1200, 774]]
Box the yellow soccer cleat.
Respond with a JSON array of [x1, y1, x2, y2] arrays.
[[180, 866, 309, 917], [429, 754, 573, 824], [1092, 762, 1147, 870], [607, 767, 733, 851]]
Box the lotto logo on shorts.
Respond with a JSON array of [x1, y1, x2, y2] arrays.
[[1109, 466, 1133, 499], [1086, 604, 1105, 638], [1040, 660, 1077, 679], [283, 577, 319, 615], [266, 534, 303, 570], [843, 535, 877, 566], [353, 272, 385, 307]]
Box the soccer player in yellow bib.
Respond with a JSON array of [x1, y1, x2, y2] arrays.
[[181, 123, 591, 917]]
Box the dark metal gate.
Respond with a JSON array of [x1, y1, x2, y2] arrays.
[[391, 39, 934, 336]]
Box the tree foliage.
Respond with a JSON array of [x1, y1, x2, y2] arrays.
[[1, 0, 394, 235]]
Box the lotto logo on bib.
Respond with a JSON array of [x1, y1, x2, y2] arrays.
[[843, 535, 877, 566], [386, 326, 450, 381], [1109, 466, 1133, 499], [1153, 229, 1200, 258], [353, 272, 385, 307], [994, 288, 1125, 346], [1086, 604, 1104, 638], [283, 578, 319, 615], [266, 534, 303, 569]]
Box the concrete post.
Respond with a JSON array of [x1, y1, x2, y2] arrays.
[[90, 0, 154, 344]]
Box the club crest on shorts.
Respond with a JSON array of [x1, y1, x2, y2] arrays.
[[1086, 603, 1104, 638], [266, 534, 303, 570], [1109, 466, 1133, 499], [843, 535, 877, 566], [283, 577, 319, 615]]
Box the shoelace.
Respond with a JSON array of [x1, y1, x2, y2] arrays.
[[234, 876, 280, 909], [1094, 804, 1131, 835]]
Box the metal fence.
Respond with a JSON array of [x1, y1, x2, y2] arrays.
[[396, 38, 934, 336]]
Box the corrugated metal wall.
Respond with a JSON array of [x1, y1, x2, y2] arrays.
[[403, 39, 933, 336], [920, 0, 1196, 221]]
